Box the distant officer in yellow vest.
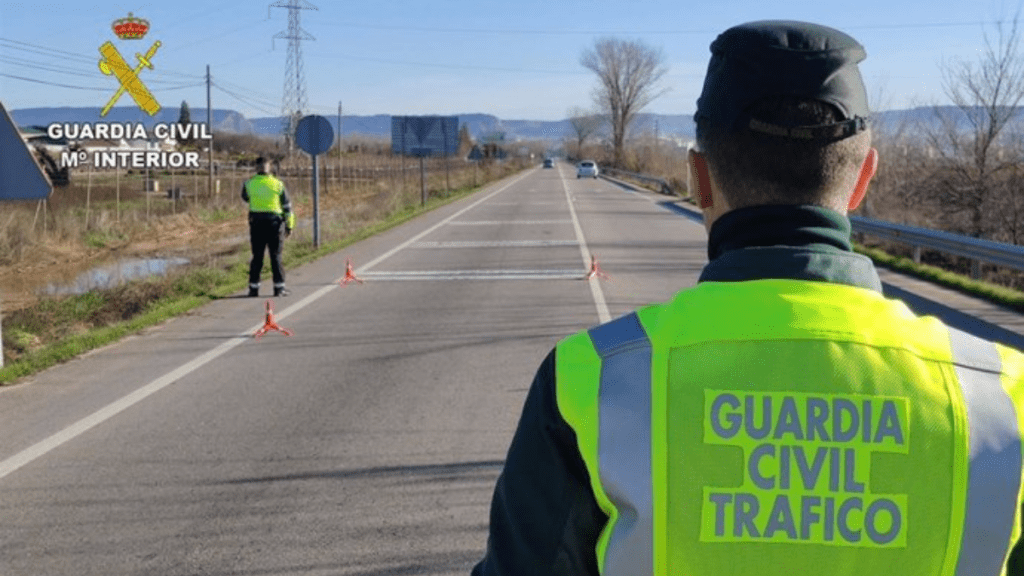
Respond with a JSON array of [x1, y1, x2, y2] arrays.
[[242, 157, 295, 297], [472, 21, 1024, 576]]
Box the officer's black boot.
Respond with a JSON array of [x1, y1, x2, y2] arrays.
[[248, 284, 259, 297], [274, 286, 290, 297]]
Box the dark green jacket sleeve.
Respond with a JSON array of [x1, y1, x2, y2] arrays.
[[1009, 503, 1024, 573], [472, 348, 607, 576], [279, 186, 292, 215]]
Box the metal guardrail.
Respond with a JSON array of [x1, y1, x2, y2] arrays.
[[601, 166, 1024, 279], [600, 167, 675, 196], [848, 216, 1024, 278]]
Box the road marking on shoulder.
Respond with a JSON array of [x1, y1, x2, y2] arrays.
[[0, 168, 536, 482], [559, 165, 611, 323], [349, 168, 534, 273], [361, 269, 582, 281], [447, 219, 571, 225], [411, 240, 578, 248], [487, 201, 563, 206]]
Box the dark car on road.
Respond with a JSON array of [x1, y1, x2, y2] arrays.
[[543, 158, 554, 168]]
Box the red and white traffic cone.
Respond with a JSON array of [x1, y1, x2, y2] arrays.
[[253, 299, 294, 339], [585, 254, 610, 281], [339, 257, 365, 286]]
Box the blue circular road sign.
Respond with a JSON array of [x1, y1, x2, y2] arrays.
[[295, 115, 334, 156]]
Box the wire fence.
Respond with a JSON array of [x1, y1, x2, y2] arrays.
[[0, 153, 516, 266]]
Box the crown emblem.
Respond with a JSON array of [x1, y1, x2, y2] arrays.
[[112, 12, 149, 40]]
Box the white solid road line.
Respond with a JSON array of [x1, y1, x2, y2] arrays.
[[0, 333, 253, 480], [348, 169, 535, 276], [0, 168, 535, 482], [411, 240, 578, 248], [447, 220, 571, 225], [487, 201, 563, 206], [559, 165, 612, 324], [361, 269, 583, 281]]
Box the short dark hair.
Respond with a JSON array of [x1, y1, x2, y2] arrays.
[[695, 95, 871, 211], [255, 156, 268, 167]]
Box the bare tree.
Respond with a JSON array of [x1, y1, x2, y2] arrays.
[[566, 106, 604, 159], [870, 121, 938, 226], [991, 121, 1024, 243], [926, 11, 1024, 238], [580, 38, 667, 167]]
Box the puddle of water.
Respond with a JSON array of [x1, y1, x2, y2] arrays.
[[39, 257, 191, 296]]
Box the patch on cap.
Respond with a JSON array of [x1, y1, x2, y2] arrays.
[[695, 20, 870, 140]]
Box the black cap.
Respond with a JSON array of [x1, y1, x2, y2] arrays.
[[695, 20, 870, 140]]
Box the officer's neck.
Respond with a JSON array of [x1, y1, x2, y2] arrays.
[[706, 204, 853, 261]]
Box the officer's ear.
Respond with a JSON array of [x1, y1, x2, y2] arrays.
[[847, 147, 878, 212], [688, 148, 715, 210]]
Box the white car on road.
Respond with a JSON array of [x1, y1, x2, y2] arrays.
[[576, 160, 599, 179]]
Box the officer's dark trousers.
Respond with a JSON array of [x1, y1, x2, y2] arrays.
[[248, 212, 285, 286]]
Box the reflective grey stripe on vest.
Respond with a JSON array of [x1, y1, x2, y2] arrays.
[[588, 312, 653, 576], [948, 328, 1023, 576]]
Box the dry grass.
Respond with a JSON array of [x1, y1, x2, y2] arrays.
[[0, 152, 493, 266], [0, 156, 530, 376]]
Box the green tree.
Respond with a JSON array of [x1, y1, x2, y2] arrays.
[[177, 100, 193, 147], [458, 124, 474, 156]]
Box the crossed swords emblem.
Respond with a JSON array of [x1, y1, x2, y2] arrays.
[[98, 40, 161, 117]]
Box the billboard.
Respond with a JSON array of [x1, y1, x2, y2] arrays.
[[391, 116, 459, 157]]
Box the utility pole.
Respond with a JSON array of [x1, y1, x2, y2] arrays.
[[206, 64, 213, 198], [342, 98, 346, 183]]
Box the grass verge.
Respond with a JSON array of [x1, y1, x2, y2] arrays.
[[852, 243, 1024, 312], [0, 178, 509, 385]]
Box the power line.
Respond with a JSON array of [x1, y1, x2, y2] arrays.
[[212, 80, 279, 116], [0, 71, 203, 93], [311, 51, 575, 75], [0, 55, 205, 86], [0, 56, 103, 79], [0, 37, 204, 80], [214, 78, 281, 108], [0, 72, 109, 91], [0, 38, 97, 64], [188, 19, 266, 49], [314, 19, 1008, 36], [152, 81, 207, 92]]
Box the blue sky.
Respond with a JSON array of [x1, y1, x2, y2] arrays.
[[0, 0, 1020, 121]]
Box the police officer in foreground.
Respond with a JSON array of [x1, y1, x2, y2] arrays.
[[472, 21, 1024, 576], [242, 156, 294, 297]]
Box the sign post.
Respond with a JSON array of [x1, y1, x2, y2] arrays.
[[411, 146, 432, 206], [295, 115, 334, 248]]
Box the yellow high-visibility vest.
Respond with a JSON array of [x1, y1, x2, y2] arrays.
[[557, 279, 1024, 575], [245, 174, 285, 214]]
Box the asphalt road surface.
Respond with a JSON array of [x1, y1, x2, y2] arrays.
[[2, 163, 1022, 575]]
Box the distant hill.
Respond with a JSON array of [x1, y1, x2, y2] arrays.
[[12, 105, 1018, 144], [11, 107, 252, 133]]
